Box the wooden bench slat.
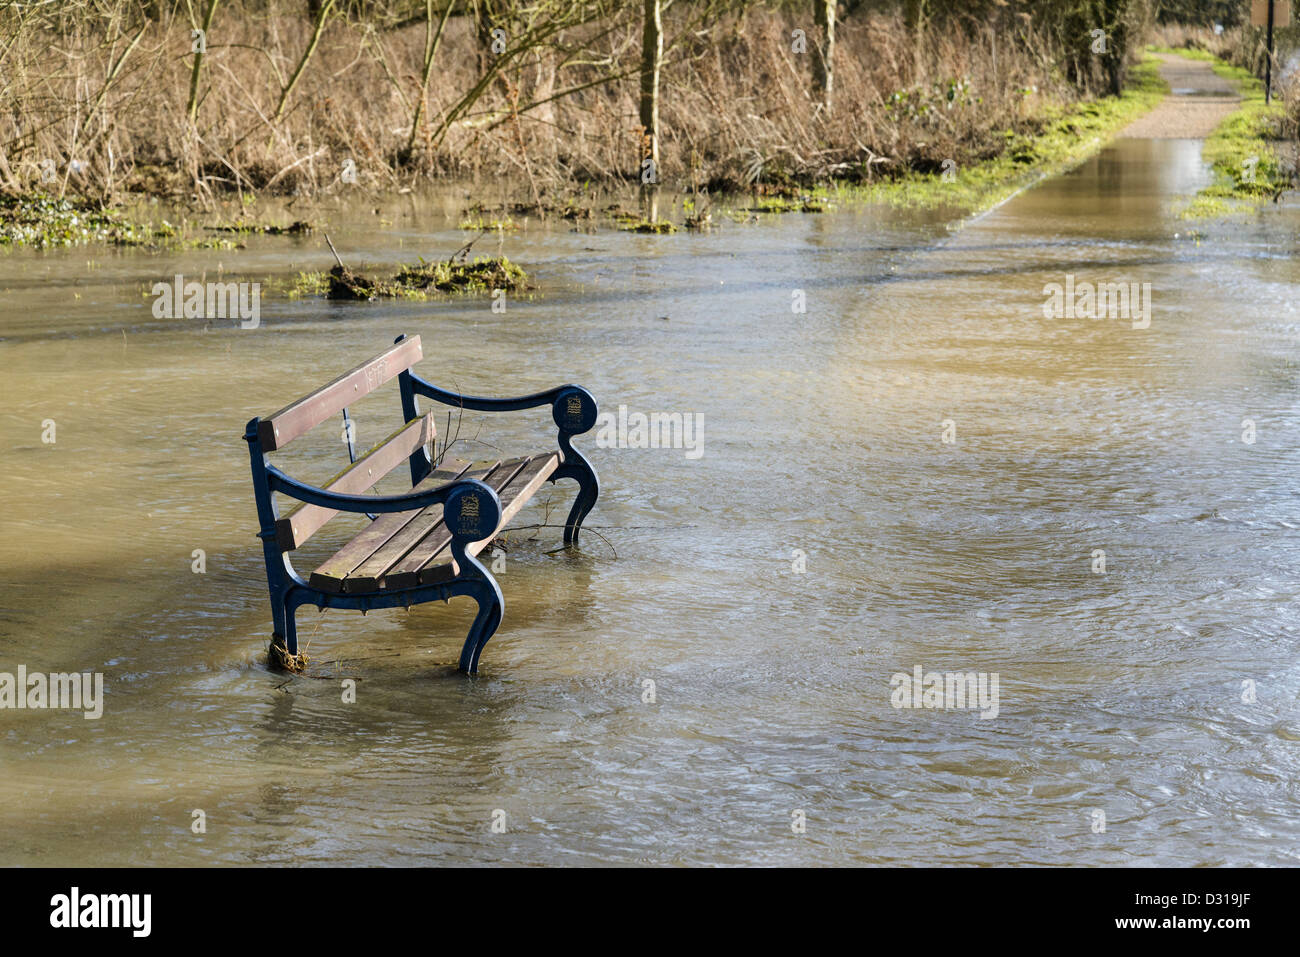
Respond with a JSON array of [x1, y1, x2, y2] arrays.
[[380, 456, 534, 591], [275, 413, 436, 550], [306, 457, 472, 593], [258, 337, 422, 451], [338, 458, 517, 593], [416, 451, 560, 586]]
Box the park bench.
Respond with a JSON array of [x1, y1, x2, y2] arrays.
[[243, 333, 599, 674]]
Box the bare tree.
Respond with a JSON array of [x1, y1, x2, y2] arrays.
[[639, 0, 662, 184], [903, 0, 927, 76], [274, 0, 337, 122], [186, 0, 221, 125], [812, 0, 835, 111], [405, 0, 456, 160]]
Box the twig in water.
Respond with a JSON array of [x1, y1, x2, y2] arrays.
[[500, 523, 618, 558], [447, 228, 489, 264], [324, 232, 346, 270]]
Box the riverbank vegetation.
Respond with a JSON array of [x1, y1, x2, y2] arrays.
[[0, 1, 1164, 201], [0, 1, 1292, 237], [0, 192, 237, 248]]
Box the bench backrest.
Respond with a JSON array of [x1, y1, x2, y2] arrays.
[[253, 335, 433, 551], [257, 336, 423, 451]]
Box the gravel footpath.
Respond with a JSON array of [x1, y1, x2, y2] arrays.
[[1120, 53, 1241, 139]]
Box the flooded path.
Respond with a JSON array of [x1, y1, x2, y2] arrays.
[[2, 94, 1299, 865], [1123, 52, 1241, 138]]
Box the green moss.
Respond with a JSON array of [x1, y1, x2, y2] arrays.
[[207, 220, 313, 235], [830, 56, 1169, 214], [326, 255, 528, 300], [1175, 195, 1238, 220], [620, 220, 677, 234]]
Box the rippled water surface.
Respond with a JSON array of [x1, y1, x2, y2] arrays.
[[2, 137, 1299, 865]]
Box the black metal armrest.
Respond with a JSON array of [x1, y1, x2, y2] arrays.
[[393, 334, 598, 442], [267, 465, 501, 519]]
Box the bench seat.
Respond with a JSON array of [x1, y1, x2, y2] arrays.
[[308, 452, 559, 595]]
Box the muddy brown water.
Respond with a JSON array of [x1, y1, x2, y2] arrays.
[[1, 135, 1299, 865]]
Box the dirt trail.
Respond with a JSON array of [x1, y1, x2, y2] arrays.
[[1121, 53, 1241, 139]]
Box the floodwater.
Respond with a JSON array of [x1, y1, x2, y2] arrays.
[[2, 136, 1299, 866]]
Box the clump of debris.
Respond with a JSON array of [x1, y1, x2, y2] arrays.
[[321, 233, 528, 301]]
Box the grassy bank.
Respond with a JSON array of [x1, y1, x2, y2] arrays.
[[826, 56, 1169, 215], [0, 54, 1174, 250], [1150, 48, 1295, 219]]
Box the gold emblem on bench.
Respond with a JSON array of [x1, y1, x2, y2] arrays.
[[458, 493, 481, 535], [566, 394, 583, 425]]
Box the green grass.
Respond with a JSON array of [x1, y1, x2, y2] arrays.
[[739, 196, 827, 214], [1152, 49, 1292, 219], [830, 56, 1170, 214], [287, 271, 329, 299], [1148, 44, 1218, 62], [1177, 195, 1237, 219], [0, 193, 237, 249]]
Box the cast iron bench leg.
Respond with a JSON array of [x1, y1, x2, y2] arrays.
[[268, 586, 303, 667], [460, 580, 504, 675], [444, 486, 507, 675], [449, 568, 504, 675], [553, 442, 600, 546]]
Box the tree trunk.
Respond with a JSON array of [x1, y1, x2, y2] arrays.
[[639, 0, 662, 186], [274, 0, 336, 122], [405, 0, 455, 160], [813, 0, 835, 111], [903, 0, 927, 77], [1100, 0, 1134, 97], [186, 0, 220, 125]]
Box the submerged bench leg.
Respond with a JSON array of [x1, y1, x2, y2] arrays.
[[553, 447, 600, 546], [268, 592, 308, 672], [442, 481, 507, 676], [458, 584, 504, 676], [453, 565, 504, 675]]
